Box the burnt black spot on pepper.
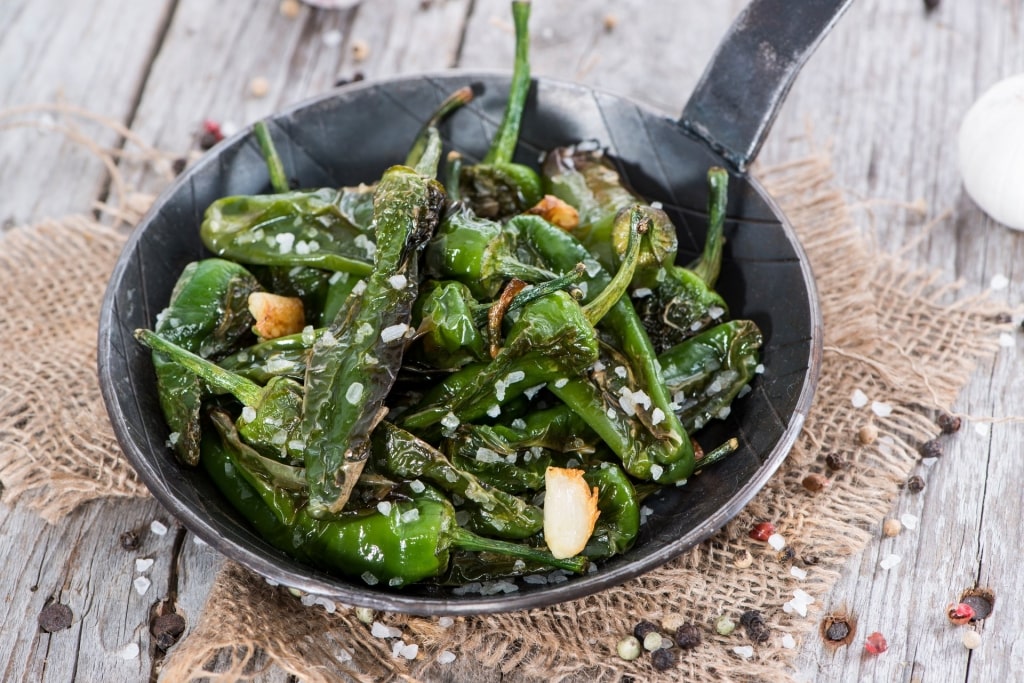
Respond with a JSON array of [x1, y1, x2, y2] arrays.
[[38, 602, 73, 633]]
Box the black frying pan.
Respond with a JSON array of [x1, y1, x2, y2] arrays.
[[98, 0, 851, 614]]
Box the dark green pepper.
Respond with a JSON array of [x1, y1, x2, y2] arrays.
[[582, 462, 640, 558], [203, 410, 587, 586], [459, 1, 543, 218], [151, 258, 261, 465], [301, 129, 446, 517], [371, 421, 542, 540]]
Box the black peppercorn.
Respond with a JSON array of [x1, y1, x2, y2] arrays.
[[740, 610, 771, 644], [119, 530, 140, 551], [826, 620, 850, 641], [937, 413, 962, 434], [171, 158, 187, 176], [919, 439, 943, 459], [674, 623, 701, 650], [650, 646, 676, 671], [824, 453, 846, 471], [906, 475, 926, 493], [633, 620, 659, 641]]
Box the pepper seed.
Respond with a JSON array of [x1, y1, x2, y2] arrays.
[[643, 631, 664, 651], [858, 424, 878, 445]]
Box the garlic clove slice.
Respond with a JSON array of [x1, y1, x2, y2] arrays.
[[248, 292, 306, 340], [543, 467, 600, 559]]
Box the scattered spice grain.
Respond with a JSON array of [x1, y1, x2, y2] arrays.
[[864, 631, 888, 655], [715, 615, 736, 636], [906, 475, 926, 493], [748, 522, 775, 542], [152, 612, 186, 650], [651, 646, 675, 671], [937, 412, 962, 433], [616, 635, 641, 661], [824, 452, 846, 471], [919, 439, 943, 459], [674, 623, 702, 650], [802, 473, 829, 492], [119, 530, 140, 551], [858, 424, 878, 445], [740, 610, 770, 644], [958, 587, 995, 621], [962, 630, 982, 649], [946, 602, 975, 626], [882, 519, 902, 537], [38, 602, 73, 633]]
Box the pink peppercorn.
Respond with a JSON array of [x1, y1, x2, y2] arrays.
[[749, 522, 776, 542], [864, 631, 888, 655]]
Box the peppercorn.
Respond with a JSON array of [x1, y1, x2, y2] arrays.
[[882, 519, 902, 537], [906, 475, 926, 493], [748, 522, 776, 542], [802, 473, 829, 493], [715, 615, 736, 636], [919, 439, 943, 459], [825, 620, 849, 641], [937, 413, 961, 434], [740, 610, 770, 644], [824, 453, 846, 471], [733, 549, 753, 569], [947, 602, 975, 626], [643, 631, 664, 651], [674, 623, 702, 650], [617, 635, 641, 661], [858, 424, 878, 445], [923, 0, 940, 12], [864, 631, 887, 655], [962, 630, 982, 650], [38, 602, 73, 633], [633, 620, 659, 641], [171, 158, 187, 176], [651, 647, 676, 671], [151, 612, 186, 650], [119, 530, 140, 551]]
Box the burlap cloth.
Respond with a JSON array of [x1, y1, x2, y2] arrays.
[[0, 143, 1013, 681]]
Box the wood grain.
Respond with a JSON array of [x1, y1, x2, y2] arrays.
[[1, 0, 1021, 681]]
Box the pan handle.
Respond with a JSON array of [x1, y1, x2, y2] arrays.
[[679, 0, 854, 171]]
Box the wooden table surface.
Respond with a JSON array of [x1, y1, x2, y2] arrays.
[[2, 1, 1021, 680]]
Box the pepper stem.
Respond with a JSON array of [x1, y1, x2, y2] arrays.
[[253, 121, 290, 194], [483, 0, 531, 166], [135, 329, 263, 407], [691, 166, 728, 287], [409, 126, 444, 178], [448, 525, 589, 574], [406, 85, 476, 170], [582, 207, 645, 326], [693, 437, 740, 472]]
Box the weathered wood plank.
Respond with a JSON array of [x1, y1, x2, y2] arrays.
[[0, 0, 174, 228]]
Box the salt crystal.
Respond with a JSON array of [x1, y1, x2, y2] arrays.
[[351, 279, 367, 295], [486, 404, 501, 418], [505, 370, 526, 385], [708, 305, 725, 319], [793, 588, 814, 604], [438, 616, 455, 628], [409, 479, 426, 493], [614, 366, 627, 378], [511, 418, 527, 429], [767, 533, 786, 551], [241, 406, 257, 423], [301, 593, 318, 607], [288, 439, 306, 452], [781, 634, 796, 649], [494, 380, 507, 401], [440, 412, 460, 430], [633, 287, 653, 298], [584, 259, 602, 276], [650, 464, 664, 480], [399, 643, 419, 659], [522, 574, 548, 584], [782, 601, 795, 615], [899, 513, 919, 530], [371, 621, 402, 639], [362, 572, 379, 585], [133, 576, 151, 596], [322, 29, 343, 47], [388, 274, 408, 290], [999, 332, 1015, 348], [651, 407, 666, 425], [391, 640, 405, 658], [851, 389, 869, 408], [732, 645, 754, 659], [974, 422, 990, 436], [400, 509, 420, 523], [377, 501, 393, 516], [990, 274, 1009, 290], [150, 520, 168, 536], [135, 558, 154, 573], [117, 642, 140, 660], [438, 650, 457, 664], [754, 364, 765, 374], [606, 408, 617, 419], [871, 401, 893, 417], [315, 597, 337, 614], [275, 232, 296, 254], [879, 553, 901, 570], [380, 324, 409, 343], [302, 325, 316, 344], [524, 383, 545, 399], [790, 566, 807, 580]]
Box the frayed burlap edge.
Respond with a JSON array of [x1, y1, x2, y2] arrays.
[[0, 217, 149, 522], [157, 153, 1015, 683]]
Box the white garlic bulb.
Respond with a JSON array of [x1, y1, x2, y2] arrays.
[[958, 74, 1024, 230]]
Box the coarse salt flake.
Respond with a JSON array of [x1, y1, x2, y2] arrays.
[[651, 407, 666, 425], [899, 513, 919, 530], [708, 305, 726, 319], [241, 406, 257, 423], [871, 401, 894, 417], [633, 287, 653, 298], [440, 412, 460, 430], [135, 558, 154, 573], [388, 274, 408, 290], [614, 366, 627, 378], [438, 616, 455, 628], [851, 389, 869, 408], [990, 274, 1010, 290], [287, 439, 306, 452], [999, 332, 1015, 348], [505, 370, 526, 385], [315, 597, 336, 614], [133, 576, 151, 596], [767, 533, 787, 551], [650, 464, 664, 480], [494, 380, 507, 401], [275, 232, 296, 253], [362, 572, 379, 586], [793, 588, 815, 605], [732, 645, 754, 659], [974, 422, 990, 436], [398, 642, 419, 659], [409, 479, 425, 493], [554, 378, 568, 389], [371, 621, 402, 639], [351, 279, 367, 295], [524, 383, 545, 399], [150, 520, 168, 536], [117, 642, 141, 660], [486, 404, 501, 418], [781, 634, 796, 649], [354, 234, 376, 257], [377, 501, 393, 516], [380, 324, 409, 343], [438, 650, 457, 664], [346, 382, 364, 405], [879, 553, 901, 570], [790, 566, 807, 580], [322, 29, 343, 47], [755, 363, 765, 374], [401, 509, 420, 523]]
